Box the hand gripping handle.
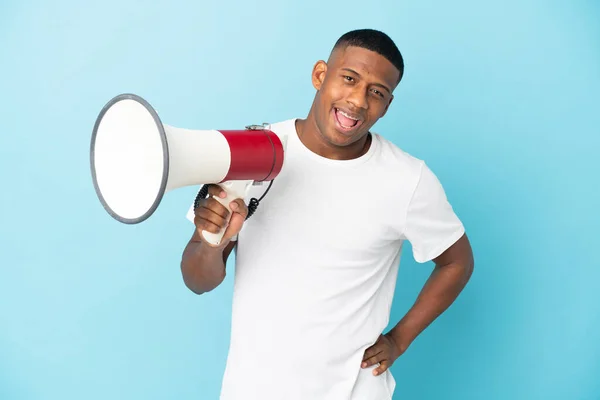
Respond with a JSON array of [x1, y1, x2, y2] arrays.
[[201, 180, 253, 246]]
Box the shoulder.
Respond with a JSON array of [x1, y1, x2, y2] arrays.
[[370, 133, 453, 203], [371, 132, 426, 180], [262, 118, 297, 147], [266, 118, 297, 135]]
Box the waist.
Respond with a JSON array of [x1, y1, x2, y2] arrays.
[[220, 347, 395, 400]]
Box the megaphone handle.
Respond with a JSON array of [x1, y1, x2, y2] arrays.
[[201, 180, 252, 246]]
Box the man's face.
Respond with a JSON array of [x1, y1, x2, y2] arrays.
[[311, 45, 400, 148]]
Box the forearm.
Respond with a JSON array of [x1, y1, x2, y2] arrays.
[[388, 260, 473, 348], [180, 238, 234, 294]]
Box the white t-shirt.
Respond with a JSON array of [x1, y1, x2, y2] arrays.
[[186, 119, 465, 400]]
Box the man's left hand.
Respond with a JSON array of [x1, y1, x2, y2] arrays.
[[361, 333, 406, 376]]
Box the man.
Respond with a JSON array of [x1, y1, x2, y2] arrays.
[[181, 29, 474, 400]]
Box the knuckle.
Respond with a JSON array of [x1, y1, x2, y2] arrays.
[[198, 221, 218, 233], [205, 198, 219, 208], [194, 214, 221, 230], [194, 212, 210, 225], [209, 199, 229, 215], [194, 219, 209, 231], [205, 211, 223, 225]]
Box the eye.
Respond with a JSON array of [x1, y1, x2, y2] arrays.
[[343, 75, 355, 83], [371, 88, 384, 98]]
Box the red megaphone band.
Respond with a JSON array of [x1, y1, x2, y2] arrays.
[[219, 129, 285, 183]]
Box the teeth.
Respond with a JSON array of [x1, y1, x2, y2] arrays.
[[338, 109, 358, 121]]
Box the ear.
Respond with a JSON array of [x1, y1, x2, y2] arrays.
[[381, 95, 394, 118], [311, 60, 327, 91]]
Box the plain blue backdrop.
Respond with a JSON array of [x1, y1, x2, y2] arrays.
[[1, 0, 599, 399]]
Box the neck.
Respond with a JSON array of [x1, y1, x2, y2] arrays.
[[295, 108, 371, 161]]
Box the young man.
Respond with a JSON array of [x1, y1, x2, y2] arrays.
[[181, 29, 474, 400]]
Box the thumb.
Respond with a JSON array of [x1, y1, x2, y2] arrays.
[[222, 199, 248, 240], [229, 198, 249, 219]]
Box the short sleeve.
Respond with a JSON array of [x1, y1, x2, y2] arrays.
[[404, 162, 465, 263]]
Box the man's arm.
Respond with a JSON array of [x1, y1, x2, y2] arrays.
[[362, 233, 474, 375], [180, 231, 237, 295], [387, 233, 474, 348], [180, 184, 249, 295]]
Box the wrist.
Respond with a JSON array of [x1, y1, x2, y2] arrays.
[[202, 241, 230, 258], [190, 236, 229, 260], [192, 230, 230, 249], [387, 322, 416, 352]]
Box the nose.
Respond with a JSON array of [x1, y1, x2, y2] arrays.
[[346, 85, 369, 110]]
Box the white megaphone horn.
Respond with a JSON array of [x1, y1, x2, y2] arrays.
[[90, 93, 286, 246]]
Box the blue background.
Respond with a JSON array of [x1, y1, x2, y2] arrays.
[[1, 0, 599, 399]]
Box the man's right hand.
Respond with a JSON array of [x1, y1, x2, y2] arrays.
[[193, 184, 249, 247]]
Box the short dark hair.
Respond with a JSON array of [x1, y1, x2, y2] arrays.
[[332, 29, 404, 83]]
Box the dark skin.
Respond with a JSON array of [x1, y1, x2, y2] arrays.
[[180, 187, 247, 295], [180, 44, 474, 376], [295, 45, 398, 160], [362, 235, 473, 376]]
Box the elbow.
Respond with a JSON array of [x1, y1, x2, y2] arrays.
[[183, 277, 208, 295], [182, 274, 219, 296], [180, 260, 225, 295], [463, 257, 475, 284]]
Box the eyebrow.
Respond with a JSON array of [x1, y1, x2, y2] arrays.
[[341, 68, 392, 94]]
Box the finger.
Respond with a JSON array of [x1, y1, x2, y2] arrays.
[[194, 209, 227, 230], [373, 360, 390, 376], [222, 204, 248, 240], [198, 197, 230, 219], [229, 199, 249, 218], [207, 184, 227, 199], [362, 344, 382, 361], [194, 215, 222, 234], [361, 350, 384, 368], [222, 215, 242, 241]]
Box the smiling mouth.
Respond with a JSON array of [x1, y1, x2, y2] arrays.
[[333, 108, 363, 132]]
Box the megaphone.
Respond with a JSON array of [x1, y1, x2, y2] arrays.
[[90, 93, 286, 246]]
